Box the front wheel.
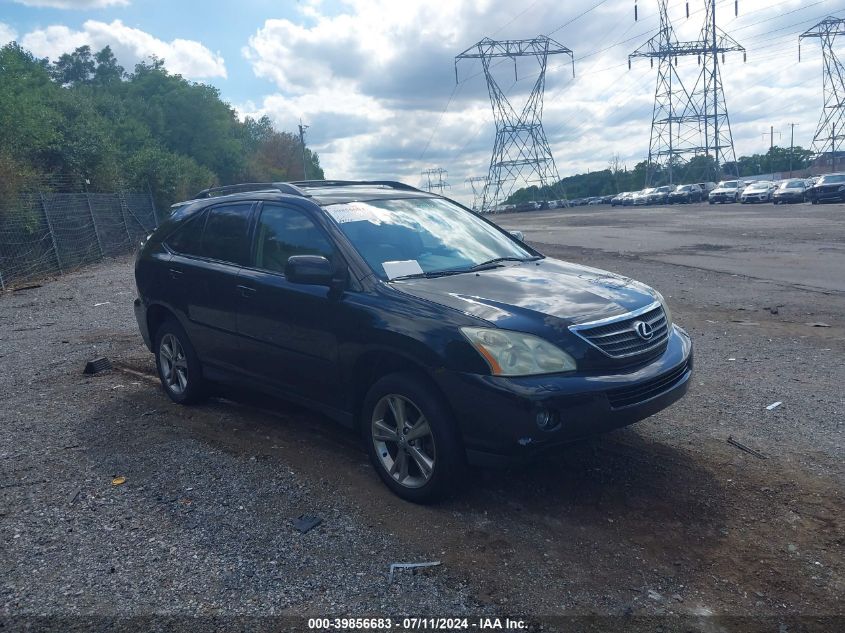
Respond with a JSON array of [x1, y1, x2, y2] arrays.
[[154, 319, 206, 404], [363, 372, 463, 503]]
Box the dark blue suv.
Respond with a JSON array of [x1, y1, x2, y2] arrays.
[[134, 181, 692, 502]]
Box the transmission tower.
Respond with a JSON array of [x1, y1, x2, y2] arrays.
[[690, 0, 745, 178], [630, 1, 744, 183], [465, 176, 488, 212], [800, 17, 845, 170], [421, 167, 450, 193], [630, 0, 704, 185], [456, 36, 573, 213]]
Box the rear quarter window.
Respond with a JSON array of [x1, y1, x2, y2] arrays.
[[201, 203, 254, 265], [165, 211, 206, 257]]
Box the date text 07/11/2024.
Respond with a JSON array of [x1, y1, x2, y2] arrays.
[[307, 617, 527, 630]]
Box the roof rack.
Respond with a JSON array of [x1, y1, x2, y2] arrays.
[[290, 180, 420, 192], [193, 182, 308, 199]]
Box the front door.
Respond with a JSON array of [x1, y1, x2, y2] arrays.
[[236, 202, 344, 408]]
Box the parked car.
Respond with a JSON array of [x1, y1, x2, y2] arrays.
[[772, 179, 808, 204], [650, 185, 675, 205], [133, 180, 692, 502], [611, 192, 632, 206], [708, 180, 745, 204], [667, 183, 703, 204], [806, 173, 845, 204], [740, 181, 777, 203], [632, 188, 656, 206]]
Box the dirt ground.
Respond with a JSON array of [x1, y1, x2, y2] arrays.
[[1, 202, 843, 632]]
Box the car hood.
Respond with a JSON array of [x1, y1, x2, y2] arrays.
[[777, 187, 803, 193], [711, 187, 738, 194], [390, 258, 657, 329]]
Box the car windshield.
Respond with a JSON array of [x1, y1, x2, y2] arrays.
[[821, 174, 845, 184], [782, 180, 804, 188], [325, 197, 537, 280], [718, 181, 740, 189]]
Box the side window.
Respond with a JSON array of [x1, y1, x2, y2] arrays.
[[166, 211, 206, 256], [201, 203, 253, 265], [254, 204, 335, 274]]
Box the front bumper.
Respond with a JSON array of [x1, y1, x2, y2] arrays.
[[741, 194, 768, 203], [774, 192, 804, 203], [709, 193, 736, 203], [435, 326, 693, 465]]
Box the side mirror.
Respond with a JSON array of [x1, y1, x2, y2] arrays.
[[510, 230, 525, 242], [285, 255, 336, 286]]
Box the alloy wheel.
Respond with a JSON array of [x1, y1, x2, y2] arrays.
[[159, 333, 188, 395], [371, 394, 436, 489]]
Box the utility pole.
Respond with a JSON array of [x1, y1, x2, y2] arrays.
[[788, 122, 798, 176], [298, 119, 309, 180], [456, 36, 574, 213], [800, 17, 845, 175], [761, 126, 781, 177]]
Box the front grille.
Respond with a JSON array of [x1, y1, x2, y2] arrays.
[[607, 360, 690, 409], [570, 302, 669, 359]]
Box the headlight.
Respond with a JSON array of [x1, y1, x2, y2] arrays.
[[460, 327, 577, 376], [654, 290, 673, 329]]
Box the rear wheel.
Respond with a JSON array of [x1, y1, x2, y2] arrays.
[[154, 319, 206, 404], [363, 372, 463, 503]]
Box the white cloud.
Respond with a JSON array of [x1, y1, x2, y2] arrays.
[[0, 23, 18, 45], [21, 20, 226, 79], [240, 0, 835, 204], [12, 0, 130, 9]]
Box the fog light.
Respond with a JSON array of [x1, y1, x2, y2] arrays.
[[535, 408, 559, 431]]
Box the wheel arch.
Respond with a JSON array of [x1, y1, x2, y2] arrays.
[[146, 303, 180, 344], [349, 349, 453, 435]]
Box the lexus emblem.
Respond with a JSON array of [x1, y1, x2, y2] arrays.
[[633, 320, 654, 340]]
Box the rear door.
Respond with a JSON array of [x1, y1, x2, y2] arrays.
[[166, 201, 254, 371], [235, 202, 345, 407]]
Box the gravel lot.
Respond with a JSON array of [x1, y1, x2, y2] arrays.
[[1, 201, 843, 631]]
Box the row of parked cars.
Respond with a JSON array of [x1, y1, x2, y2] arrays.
[[610, 175, 845, 206]]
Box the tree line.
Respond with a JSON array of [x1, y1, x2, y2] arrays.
[[506, 147, 815, 204], [0, 43, 324, 213]]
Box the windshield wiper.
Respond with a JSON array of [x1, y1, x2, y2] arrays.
[[389, 256, 542, 281], [469, 255, 542, 270]]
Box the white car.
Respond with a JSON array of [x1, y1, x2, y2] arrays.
[[740, 181, 777, 204], [708, 180, 745, 204]]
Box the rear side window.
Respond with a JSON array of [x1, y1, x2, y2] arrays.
[[202, 203, 253, 265], [254, 204, 335, 274], [166, 211, 206, 256]]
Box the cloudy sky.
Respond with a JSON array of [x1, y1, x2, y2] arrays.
[[1, 0, 843, 204]]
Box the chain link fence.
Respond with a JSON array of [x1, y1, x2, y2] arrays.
[[0, 190, 159, 290]]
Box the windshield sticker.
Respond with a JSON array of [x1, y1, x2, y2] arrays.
[[382, 260, 424, 280], [327, 203, 382, 224]]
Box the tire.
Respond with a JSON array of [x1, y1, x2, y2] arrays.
[[709, 200, 715, 205], [154, 319, 206, 405], [362, 372, 463, 503]]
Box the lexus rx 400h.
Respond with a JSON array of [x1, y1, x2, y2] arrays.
[[134, 181, 693, 502]]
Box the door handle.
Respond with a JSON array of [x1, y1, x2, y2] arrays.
[[168, 268, 183, 279], [237, 284, 256, 298]]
